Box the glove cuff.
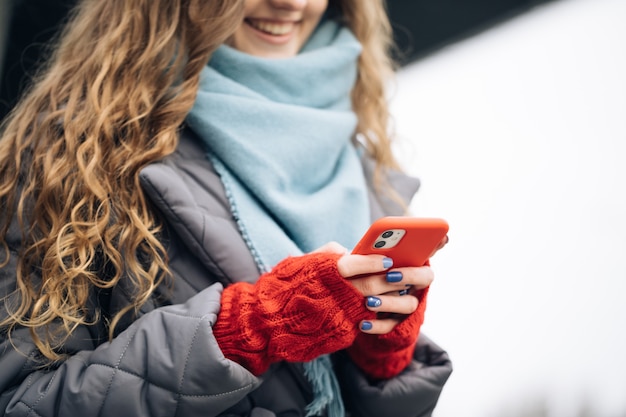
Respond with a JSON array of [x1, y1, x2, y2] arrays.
[[214, 253, 373, 375], [347, 287, 429, 380]]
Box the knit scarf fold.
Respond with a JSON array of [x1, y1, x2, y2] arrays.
[[186, 20, 370, 417]]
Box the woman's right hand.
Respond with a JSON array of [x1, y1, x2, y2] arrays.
[[212, 250, 377, 375]]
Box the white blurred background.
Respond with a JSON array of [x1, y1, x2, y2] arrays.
[[390, 0, 626, 416]]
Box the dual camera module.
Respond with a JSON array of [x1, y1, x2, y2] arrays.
[[373, 228, 406, 249]]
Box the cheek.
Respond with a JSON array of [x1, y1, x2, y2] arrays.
[[304, 0, 329, 34], [310, 0, 329, 20], [242, 0, 261, 14]]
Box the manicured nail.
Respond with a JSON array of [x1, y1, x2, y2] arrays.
[[382, 257, 393, 269], [399, 288, 410, 296], [361, 321, 373, 331], [366, 296, 382, 308], [386, 271, 403, 283]]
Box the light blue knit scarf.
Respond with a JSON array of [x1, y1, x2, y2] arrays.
[[186, 20, 370, 417]]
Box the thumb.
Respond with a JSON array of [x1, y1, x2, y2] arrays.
[[311, 241, 350, 255]]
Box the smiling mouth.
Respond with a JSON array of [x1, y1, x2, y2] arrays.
[[246, 19, 294, 36]]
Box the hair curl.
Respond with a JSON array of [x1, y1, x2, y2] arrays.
[[332, 0, 400, 170], [0, 0, 244, 361], [0, 0, 400, 362]]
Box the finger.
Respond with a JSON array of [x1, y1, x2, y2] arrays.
[[350, 266, 433, 296], [382, 266, 434, 290], [365, 294, 418, 315], [434, 234, 449, 252], [359, 317, 401, 335], [349, 273, 391, 296], [336, 253, 393, 278], [311, 241, 349, 255]]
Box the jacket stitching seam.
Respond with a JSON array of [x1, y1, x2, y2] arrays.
[[96, 323, 140, 417], [21, 369, 57, 417], [159, 307, 219, 320], [87, 362, 256, 398], [173, 318, 202, 417], [16, 401, 43, 417], [141, 164, 233, 286], [4, 343, 38, 376]]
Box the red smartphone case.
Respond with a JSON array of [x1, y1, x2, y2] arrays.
[[352, 216, 449, 267]]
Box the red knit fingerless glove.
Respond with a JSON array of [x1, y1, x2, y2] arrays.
[[213, 252, 375, 376], [347, 287, 429, 380]]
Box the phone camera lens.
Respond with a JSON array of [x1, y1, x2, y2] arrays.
[[382, 231, 394, 238], [374, 240, 386, 248]]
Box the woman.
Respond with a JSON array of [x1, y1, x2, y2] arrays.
[[0, 0, 452, 416]]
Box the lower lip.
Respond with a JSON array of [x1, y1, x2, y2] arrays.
[[245, 21, 295, 45]]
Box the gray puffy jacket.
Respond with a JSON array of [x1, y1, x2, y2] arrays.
[[0, 129, 452, 417]]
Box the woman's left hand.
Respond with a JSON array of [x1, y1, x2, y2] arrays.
[[313, 241, 441, 379], [313, 242, 434, 335]]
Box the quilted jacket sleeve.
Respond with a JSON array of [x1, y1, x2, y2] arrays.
[[0, 280, 261, 417], [336, 333, 453, 417]]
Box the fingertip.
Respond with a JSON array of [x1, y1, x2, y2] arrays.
[[359, 318, 400, 334], [360, 320, 373, 332]]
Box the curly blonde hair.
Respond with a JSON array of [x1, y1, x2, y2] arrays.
[[0, 0, 400, 362], [332, 0, 400, 169]]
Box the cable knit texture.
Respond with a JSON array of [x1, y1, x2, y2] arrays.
[[213, 252, 375, 375], [347, 287, 429, 380]]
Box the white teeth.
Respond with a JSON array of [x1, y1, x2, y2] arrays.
[[248, 20, 292, 36]]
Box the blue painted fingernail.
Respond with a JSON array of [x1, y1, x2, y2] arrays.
[[361, 321, 373, 331], [366, 296, 382, 308], [399, 288, 410, 296], [386, 271, 403, 283], [382, 257, 393, 269]]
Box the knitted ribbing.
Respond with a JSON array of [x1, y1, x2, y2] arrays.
[[347, 287, 429, 380], [213, 252, 375, 376]]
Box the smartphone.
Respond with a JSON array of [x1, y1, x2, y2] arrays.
[[352, 216, 449, 267]]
